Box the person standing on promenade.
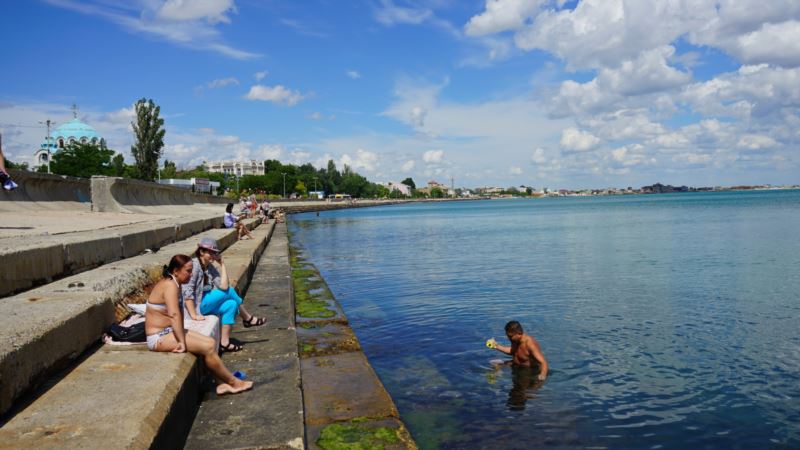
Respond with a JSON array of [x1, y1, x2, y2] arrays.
[[487, 320, 549, 381], [145, 254, 253, 395], [183, 238, 266, 352], [0, 133, 19, 191], [224, 202, 253, 240]]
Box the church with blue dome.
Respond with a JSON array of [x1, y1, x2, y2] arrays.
[[34, 105, 106, 171]]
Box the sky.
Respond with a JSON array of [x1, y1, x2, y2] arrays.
[[1, 0, 799, 189]]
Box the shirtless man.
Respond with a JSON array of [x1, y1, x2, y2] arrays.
[[489, 321, 549, 381]]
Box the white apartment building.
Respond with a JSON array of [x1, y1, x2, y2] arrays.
[[204, 160, 265, 176]]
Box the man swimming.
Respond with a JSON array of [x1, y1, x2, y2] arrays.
[[489, 321, 549, 381]]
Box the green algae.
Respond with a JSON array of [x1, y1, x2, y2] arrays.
[[317, 423, 400, 450], [291, 252, 337, 319]]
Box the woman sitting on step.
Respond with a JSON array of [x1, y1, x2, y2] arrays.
[[224, 202, 254, 240], [145, 254, 253, 395], [184, 237, 267, 352]]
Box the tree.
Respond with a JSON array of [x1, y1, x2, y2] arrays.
[[111, 154, 126, 176], [162, 159, 177, 179], [131, 98, 165, 181], [294, 181, 307, 197], [50, 143, 115, 178], [430, 187, 444, 198], [401, 177, 416, 190]]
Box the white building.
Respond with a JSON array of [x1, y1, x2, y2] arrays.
[[384, 181, 411, 196], [34, 108, 106, 171], [204, 160, 265, 176]]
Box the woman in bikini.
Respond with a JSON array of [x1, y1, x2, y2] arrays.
[[145, 254, 253, 395]]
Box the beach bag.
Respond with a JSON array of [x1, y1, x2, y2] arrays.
[[107, 321, 146, 343]]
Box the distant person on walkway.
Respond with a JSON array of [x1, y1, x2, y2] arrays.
[[224, 203, 253, 240], [260, 199, 271, 220], [184, 238, 267, 352], [487, 321, 549, 380], [0, 133, 19, 191], [145, 254, 253, 395]]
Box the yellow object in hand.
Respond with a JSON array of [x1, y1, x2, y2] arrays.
[[486, 338, 497, 349]]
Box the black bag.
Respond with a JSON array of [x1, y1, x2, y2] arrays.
[[107, 321, 146, 343]]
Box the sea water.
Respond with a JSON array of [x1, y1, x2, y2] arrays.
[[288, 190, 800, 449]]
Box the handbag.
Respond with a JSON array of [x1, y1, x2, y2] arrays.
[[107, 321, 146, 343]]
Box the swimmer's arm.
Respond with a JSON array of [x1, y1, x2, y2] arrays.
[[528, 339, 548, 380], [165, 283, 187, 346], [494, 343, 513, 355]]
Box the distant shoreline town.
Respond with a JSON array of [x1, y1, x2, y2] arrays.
[[415, 180, 800, 199]]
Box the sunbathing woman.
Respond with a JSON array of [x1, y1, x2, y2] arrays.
[[145, 254, 253, 395], [183, 238, 267, 352]]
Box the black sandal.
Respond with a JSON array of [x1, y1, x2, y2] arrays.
[[220, 341, 243, 353], [243, 315, 266, 328]]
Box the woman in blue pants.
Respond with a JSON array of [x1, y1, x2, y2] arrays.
[[183, 238, 266, 352]]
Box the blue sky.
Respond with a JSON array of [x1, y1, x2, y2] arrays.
[[1, 0, 799, 189]]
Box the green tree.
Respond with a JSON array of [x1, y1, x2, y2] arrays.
[[294, 181, 307, 197], [401, 177, 416, 190], [131, 98, 165, 181], [51, 143, 115, 178], [430, 187, 444, 198], [162, 159, 177, 179], [111, 154, 126, 176]]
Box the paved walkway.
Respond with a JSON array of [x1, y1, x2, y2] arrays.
[[185, 222, 305, 450]]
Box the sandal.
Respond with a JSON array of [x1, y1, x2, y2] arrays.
[[243, 315, 266, 328], [220, 341, 243, 353]]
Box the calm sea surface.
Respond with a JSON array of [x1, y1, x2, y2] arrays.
[[288, 191, 800, 449]]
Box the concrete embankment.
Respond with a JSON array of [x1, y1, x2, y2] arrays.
[[0, 220, 273, 449], [290, 239, 417, 449], [185, 223, 417, 449], [0, 174, 230, 297]]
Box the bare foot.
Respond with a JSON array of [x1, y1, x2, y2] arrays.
[[216, 380, 254, 395]]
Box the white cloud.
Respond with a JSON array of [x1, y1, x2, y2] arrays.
[[509, 166, 523, 175], [401, 160, 415, 171], [422, 149, 444, 163], [410, 106, 427, 128], [45, 0, 259, 60], [737, 134, 778, 150], [346, 70, 361, 79], [308, 112, 323, 120], [157, 0, 236, 24], [340, 149, 379, 172], [465, 0, 544, 36], [531, 147, 548, 164], [258, 144, 283, 160], [244, 85, 305, 106], [374, 0, 433, 26], [206, 77, 239, 89], [254, 70, 268, 81], [560, 128, 601, 151]]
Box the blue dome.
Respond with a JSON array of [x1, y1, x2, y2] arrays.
[[53, 118, 101, 140]]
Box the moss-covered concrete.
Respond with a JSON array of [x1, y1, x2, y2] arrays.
[[288, 242, 417, 450]]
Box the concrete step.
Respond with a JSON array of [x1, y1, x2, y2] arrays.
[[0, 222, 275, 449], [0, 214, 223, 298], [0, 219, 263, 417], [185, 223, 306, 450]]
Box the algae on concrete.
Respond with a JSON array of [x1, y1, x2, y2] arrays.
[[317, 422, 400, 450]]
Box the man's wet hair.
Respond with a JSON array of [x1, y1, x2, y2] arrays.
[[505, 321, 523, 335]]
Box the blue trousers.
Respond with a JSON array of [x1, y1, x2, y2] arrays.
[[200, 287, 243, 325]]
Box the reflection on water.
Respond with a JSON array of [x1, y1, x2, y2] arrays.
[[289, 191, 800, 449]]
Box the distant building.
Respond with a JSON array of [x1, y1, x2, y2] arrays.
[[384, 181, 411, 196], [34, 107, 106, 171], [204, 160, 265, 176]]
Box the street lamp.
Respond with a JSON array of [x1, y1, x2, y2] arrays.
[[313, 177, 318, 195], [281, 172, 287, 198]]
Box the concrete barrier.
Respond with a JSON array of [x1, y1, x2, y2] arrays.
[[0, 222, 275, 449], [91, 176, 228, 214], [0, 222, 264, 416], [0, 170, 91, 212]]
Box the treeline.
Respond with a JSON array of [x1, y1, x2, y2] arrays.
[[172, 159, 398, 199]]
